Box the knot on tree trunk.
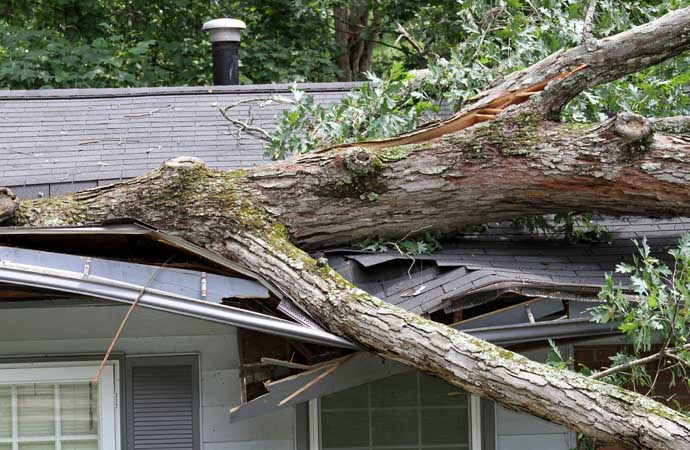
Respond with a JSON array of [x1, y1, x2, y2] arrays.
[[163, 156, 208, 171], [344, 147, 381, 176], [613, 113, 653, 144], [0, 187, 19, 223], [594, 113, 654, 159]]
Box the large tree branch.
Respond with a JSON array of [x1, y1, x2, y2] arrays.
[[344, 6, 690, 151], [6, 157, 690, 449], [482, 6, 690, 118], [234, 112, 689, 248]]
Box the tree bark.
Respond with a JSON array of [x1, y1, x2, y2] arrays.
[[333, 1, 377, 81], [4, 7, 690, 449]]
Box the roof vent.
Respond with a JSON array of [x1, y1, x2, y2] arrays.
[[203, 18, 246, 86]]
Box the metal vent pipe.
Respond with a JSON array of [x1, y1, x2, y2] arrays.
[[203, 18, 246, 85]]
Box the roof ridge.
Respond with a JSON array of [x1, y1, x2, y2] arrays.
[[0, 82, 363, 101]]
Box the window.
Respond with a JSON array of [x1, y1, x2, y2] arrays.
[[319, 371, 472, 450], [0, 363, 119, 450]]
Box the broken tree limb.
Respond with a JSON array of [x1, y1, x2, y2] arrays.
[[242, 111, 687, 248], [324, 6, 690, 152], [7, 146, 690, 448], [5, 7, 690, 449], [321, 64, 587, 150], [478, 6, 690, 118]]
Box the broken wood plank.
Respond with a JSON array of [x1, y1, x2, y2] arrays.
[[260, 357, 312, 370]]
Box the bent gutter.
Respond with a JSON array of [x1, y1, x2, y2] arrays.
[[0, 260, 356, 349]]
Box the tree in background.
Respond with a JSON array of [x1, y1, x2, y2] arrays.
[[0, 0, 339, 87], [4, 0, 687, 90]]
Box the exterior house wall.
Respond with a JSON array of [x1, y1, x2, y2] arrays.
[[0, 303, 296, 450], [495, 405, 574, 450], [492, 346, 576, 450], [0, 301, 581, 450], [575, 344, 690, 407]]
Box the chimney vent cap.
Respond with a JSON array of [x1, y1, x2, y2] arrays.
[[203, 18, 246, 42]]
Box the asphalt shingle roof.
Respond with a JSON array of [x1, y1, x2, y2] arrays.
[[0, 83, 358, 198], [323, 216, 690, 315]]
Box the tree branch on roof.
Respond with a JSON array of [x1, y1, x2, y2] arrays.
[[0, 188, 18, 223], [218, 96, 294, 142], [5, 7, 690, 449]]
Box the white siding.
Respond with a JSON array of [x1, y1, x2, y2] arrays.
[[495, 405, 573, 450], [493, 345, 576, 450], [0, 304, 295, 450]]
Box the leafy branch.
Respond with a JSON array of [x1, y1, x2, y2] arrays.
[[585, 235, 690, 399], [511, 213, 611, 243], [357, 231, 442, 257]]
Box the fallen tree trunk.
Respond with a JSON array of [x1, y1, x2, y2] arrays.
[[4, 6, 690, 449]]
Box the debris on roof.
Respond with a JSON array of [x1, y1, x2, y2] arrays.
[[321, 216, 690, 318]]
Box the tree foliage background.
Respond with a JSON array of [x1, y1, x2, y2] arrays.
[[2, 0, 687, 101]]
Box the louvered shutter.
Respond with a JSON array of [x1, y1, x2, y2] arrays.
[[126, 356, 199, 450]]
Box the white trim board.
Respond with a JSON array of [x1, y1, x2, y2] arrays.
[[0, 360, 120, 450]]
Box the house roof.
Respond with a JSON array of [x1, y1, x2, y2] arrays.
[[322, 216, 690, 316], [0, 221, 355, 349], [0, 83, 357, 198], [3, 81, 687, 321], [3, 81, 687, 322]]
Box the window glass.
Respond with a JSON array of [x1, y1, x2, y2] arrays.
[[61, 383, 99, 436], [17, 384, 55, 437], [1, 382, 99, 450], [371, 408, 418, 446], [321, 372, 470, 450], [0, 386, 10, 439], [321, 411, 369, 448], [321, 383, 368, 409], [370, 372, 417, 408]]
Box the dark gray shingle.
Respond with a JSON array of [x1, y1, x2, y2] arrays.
[[1, 83, 358, 192]]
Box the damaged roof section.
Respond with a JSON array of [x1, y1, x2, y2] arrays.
[[0, 221, 355, 349], [322, 216, 690, 316], [230, 217, 690, 422]]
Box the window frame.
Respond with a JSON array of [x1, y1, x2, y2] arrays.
[[309, 372, 484, 450], [0, 360, 121, 450]]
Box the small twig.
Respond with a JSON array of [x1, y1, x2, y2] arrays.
[[123, 105, 173, 118], [78, 138, 140, 146], [394, 20, 425, 56], [217, 96, 295, 142], [471, 6, 506, 61], [278, 354, 354, 406], [384, 225, 433, 277], [219, 108, 272, 141], [590, 343, 690, 381], [666, 352, 690, 369], [92, 256, 174, 383]]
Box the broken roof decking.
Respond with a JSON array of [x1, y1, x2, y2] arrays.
[[230, 312, 617, 422], [0, 223, 355, 349], [0, 83, 357, 195], [324, 216, 690, 316]]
